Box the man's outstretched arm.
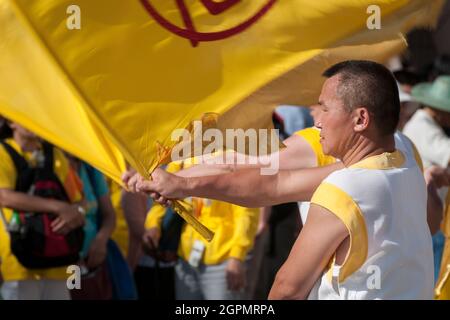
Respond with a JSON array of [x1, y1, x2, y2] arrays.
[[174, 133, 318, 178], [268, 204, 348, 299], [128, 163, 342, 207]]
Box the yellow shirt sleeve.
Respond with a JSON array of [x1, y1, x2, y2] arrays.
[[0, 143, 17, 189], [295, 127, 336, 167], [228, 205, 260, 261], [145, 203, 167, 230], [310, 182, 368, 283]]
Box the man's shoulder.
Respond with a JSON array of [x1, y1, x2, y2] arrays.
[[319, 166, 386, 200], [311, 169, 357, 204], [323, 167, 365, 186]]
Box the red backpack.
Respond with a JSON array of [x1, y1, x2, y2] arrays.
[[0, 140, 84, 269]]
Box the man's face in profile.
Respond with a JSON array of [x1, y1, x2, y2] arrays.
[[313, 75, 354, 159]]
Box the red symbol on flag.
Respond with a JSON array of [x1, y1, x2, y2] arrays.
[[140, 0, 276, 47]]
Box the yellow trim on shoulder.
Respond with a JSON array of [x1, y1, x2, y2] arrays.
[[295, 127, 336, 167], [311, 182, 368, 283], [349, 150, 405, 170]]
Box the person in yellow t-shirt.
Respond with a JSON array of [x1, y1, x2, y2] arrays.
[[144, 161, 260, 300], [0, 122, 85, 300]]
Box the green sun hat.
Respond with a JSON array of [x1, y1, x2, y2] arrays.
[[411, 75, 450, 113]]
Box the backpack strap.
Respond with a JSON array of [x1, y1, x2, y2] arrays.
[[41, 141, 54, 171], [0, 140, 32, 191], [0, 140, 29, 173]]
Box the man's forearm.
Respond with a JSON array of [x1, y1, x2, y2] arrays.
[[0, 188, 65, 214], [184, 169, 279, 207], [176, 153, 265, 178], [175, 163, 237, 178], [183, 164, 340, 207]]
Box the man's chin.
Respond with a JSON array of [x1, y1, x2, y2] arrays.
[[322, 145, 335, 157]]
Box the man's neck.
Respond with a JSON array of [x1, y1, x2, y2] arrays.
[[341, 134, 395, 167], [13, 133, 40, 152]]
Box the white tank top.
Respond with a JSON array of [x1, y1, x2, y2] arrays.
[[307, 133, 434, 299]]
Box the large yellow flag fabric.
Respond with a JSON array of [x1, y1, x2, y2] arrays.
[[0, 0, 126, 182], [0, 0, 443, 182]]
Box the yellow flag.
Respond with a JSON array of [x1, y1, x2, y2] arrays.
[[0, 0, 126, 183], [0, 0, 443, 181]]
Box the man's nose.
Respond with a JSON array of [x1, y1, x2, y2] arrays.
[[314, 119, 322, 129], [310, 106, 322, 129]]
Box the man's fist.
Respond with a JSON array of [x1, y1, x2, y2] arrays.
[[125, 168, 188, 206]]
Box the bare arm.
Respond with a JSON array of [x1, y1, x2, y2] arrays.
[[0, 188, 85, 235], [122, 191, 148, 240], [424, 166, 449, 235], [426, 183, 443, 235], [0, 188, 69, 214], [268, 204, 348, 299], [122, 191, 148, 269], [175, 134, 317, 178], [131, 163, 342, 208]]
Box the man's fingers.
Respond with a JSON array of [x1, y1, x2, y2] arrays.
[[150, 192, 158, 199], [122, 169, 137, 185], [127, 174, 139, 192], [121, 172, 131, 185], [136, 180, 156, 193], [157, 198, 169, 206], [127, 173, 146, 192]]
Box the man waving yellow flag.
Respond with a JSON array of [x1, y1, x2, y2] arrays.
[[0, 0, 443, 182]]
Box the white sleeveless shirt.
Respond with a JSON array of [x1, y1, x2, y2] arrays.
[[307, 133, 434, 299]]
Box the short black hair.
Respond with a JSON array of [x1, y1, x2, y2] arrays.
[[323, 60, 400, 136]]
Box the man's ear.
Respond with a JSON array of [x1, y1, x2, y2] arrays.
[[353, 107, 370, 132]]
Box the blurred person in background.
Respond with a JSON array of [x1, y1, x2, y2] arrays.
[[65, 156, 116, 300], [0, 120, 84, 300], [403, 75, 450, 285], [144, 160, 260, 300]]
